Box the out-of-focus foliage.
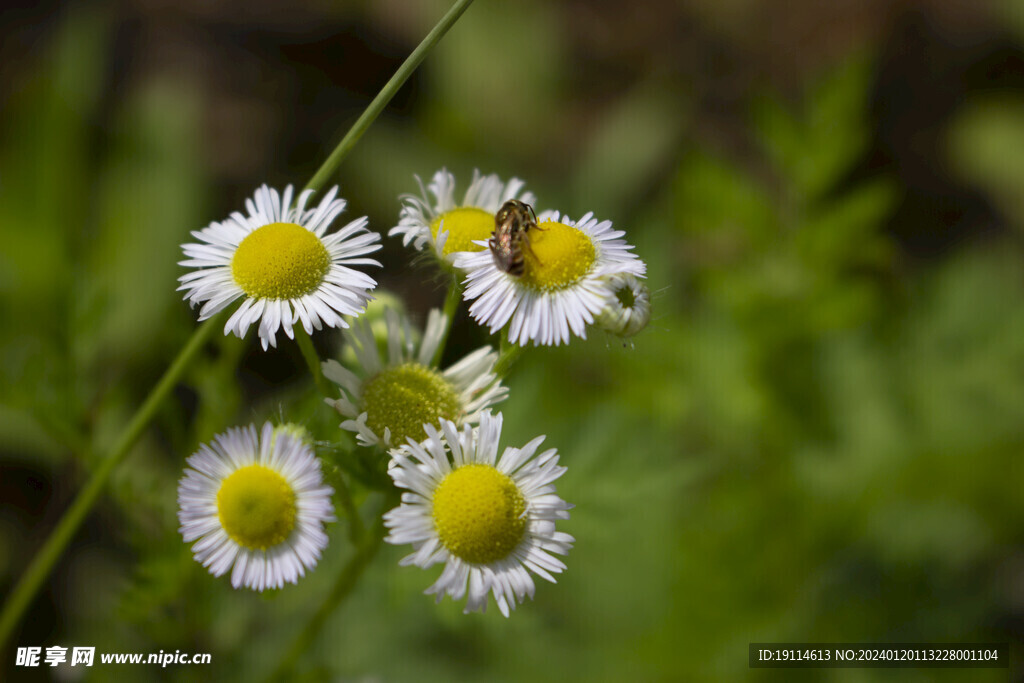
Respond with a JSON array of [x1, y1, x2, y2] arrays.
[[949, 97, 1024, 230], [1, 1, 1022, 681]]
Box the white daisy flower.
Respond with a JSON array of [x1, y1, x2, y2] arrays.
[[454, 209, 647, 346], [178, 184, 382, 350], [384, 411, 573, 616], [595, 273, 651, 338], [389, 168, 535, 263], [177, 423, 334, 591], [322, 308, 508, 449]]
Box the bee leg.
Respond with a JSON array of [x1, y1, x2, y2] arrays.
[[522, 233, 543, 266]]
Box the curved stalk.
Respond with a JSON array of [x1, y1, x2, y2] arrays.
[[0, 316, 221, 647], [0, 0, 479, 649]]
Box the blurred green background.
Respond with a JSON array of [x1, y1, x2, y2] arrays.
[[2, 0, 1024, 680]]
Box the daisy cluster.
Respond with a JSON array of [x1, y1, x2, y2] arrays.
[[174, 171, 649, 614], [394, 168, 650, 345]]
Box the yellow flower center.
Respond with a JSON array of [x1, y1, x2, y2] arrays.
[[432, 464, 527, 564], [231, 222, 330, 299], [362, 362, 461, 446], [519, 221, 596, 291], [430, 208, 494, 256], [217, 465, 297, 550]]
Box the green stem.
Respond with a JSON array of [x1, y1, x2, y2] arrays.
[[266, 502, 391, 683], [295, 327, 329, 397], [304, 0, 478, 194], [0, 315, 222, 648], [494, 336, 525, 378], [0, 0, 478, 658], [430, 278, 463, 367], [268, 8, 480, 672]]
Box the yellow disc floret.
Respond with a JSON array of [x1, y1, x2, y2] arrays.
[[519, 221, 596, 291], [432, 464, 527, 564], [362, 362, 461, 446], [217, 465, 297, 550], [231, 222, 330, 299], [431, 208, 494, 256]]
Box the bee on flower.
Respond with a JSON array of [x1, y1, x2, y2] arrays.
[[390, 168, 535, 267], [456, 208, 647, 346]]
